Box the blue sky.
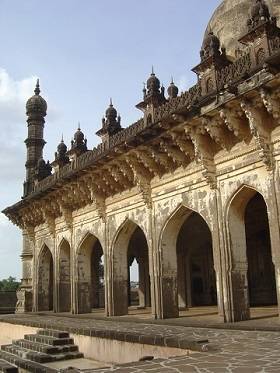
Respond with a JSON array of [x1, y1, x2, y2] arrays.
[[0, 0, 220, 280]]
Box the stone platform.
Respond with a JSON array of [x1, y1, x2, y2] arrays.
[[0, 310, 280, 372]]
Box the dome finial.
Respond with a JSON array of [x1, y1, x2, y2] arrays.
[[61, 133, 64, 143], [34, 79, 40, 95], [110, 97, 113, 106], [168, 77, 179, 99], [151, 65, 155, 75], [78, 122, 81, 130]]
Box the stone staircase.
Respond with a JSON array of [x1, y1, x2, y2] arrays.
[[0, 329, 84, 372], [0, 359, 18, 373]]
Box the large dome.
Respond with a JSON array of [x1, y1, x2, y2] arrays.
[[204, 0, 280, 59]]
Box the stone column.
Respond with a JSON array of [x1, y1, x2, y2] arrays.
[[144, 258, 151, 307], [228, 263, 250, 322], [16, 228, 34, 313], [71, 232, 78, 314], [177, 253, 187, 309], [185, 257, 192, 308], [147, 206, 159, 318], [268, 169, 280, 319], [138, 258, 145, 308], [53, 240, 58, 313]]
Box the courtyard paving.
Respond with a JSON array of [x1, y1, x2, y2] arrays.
[[1, 309, 280, 372]]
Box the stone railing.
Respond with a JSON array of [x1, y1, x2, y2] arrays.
[[217, 52, 252, 91]]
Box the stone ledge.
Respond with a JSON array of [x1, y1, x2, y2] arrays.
[[0, 315, 209, 352]]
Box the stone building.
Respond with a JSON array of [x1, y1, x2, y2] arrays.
[[3, 0, 280, 323]]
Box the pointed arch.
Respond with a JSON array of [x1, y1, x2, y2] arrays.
[[226, 184, 277, 321], [159, 204, 215, 318], [76, 232, 104, 313], [111, 219, 150, 316], [76, 231, 102, 254], [57, 238, 71, 312], [38, 244, 54, 311]]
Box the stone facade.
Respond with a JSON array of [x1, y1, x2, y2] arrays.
[[3, 0, 280, 323]]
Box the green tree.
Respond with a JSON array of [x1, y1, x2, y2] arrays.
[[0, 276, 20, 291]]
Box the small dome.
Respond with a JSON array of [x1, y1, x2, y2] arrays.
[[251, 0, 270, 20], [74, 126, 85, 142], [204, 0, 280, 59], [26, 79, 47, 116], [147, 70, 161, 93], [57, 138, 67, 154], [106, 99, 117, 118], [37, 158, 46, 168], [167, 79, 179, 99], [200, 31, 221, 61], [202, 31, 220, 51]]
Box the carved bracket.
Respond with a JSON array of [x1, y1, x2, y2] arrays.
[[185, 125, 217, 189], [240, 100, 273, 170], [259, 87, 280, 124], [220, 108, 249, 141]]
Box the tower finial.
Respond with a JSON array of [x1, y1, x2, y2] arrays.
[[151, 65, 154, 75], [110, 97, 113, 106], [34, 78, 40, 95], [78, 122, 81, 130], [61, 133, 64, 143], [171, 76, 174, 84]]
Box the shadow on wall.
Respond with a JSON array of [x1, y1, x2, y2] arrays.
[[0, 291, 17, 314]]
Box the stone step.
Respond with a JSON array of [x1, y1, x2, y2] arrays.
[[37, 329, 70, 339], [0, 359, 18, 373], [14, 339, 78, 355], [24, 333, 74, 346], [0, 350, 57, 373], [1, 345, 53, 364], [1, 344, 83, 364]]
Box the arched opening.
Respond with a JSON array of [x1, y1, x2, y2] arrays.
[[177, 212, 217, 309], [58, 239, 71, 312], [227, 187, 277, 321], [38, 245, 54, 311], [77, 234, 104, 314], [112, 221, 151, 316], [160, 206, 216, 319], [245, 193, 277, 307]]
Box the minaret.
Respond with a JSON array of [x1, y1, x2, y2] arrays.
[[23, 79, 47, 197]]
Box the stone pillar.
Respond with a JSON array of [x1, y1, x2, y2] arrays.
[[273, 261, 280, 316], [16, 229, 34, 313], [144, 258, 151, 307], [160, 273, 179, 318], [71, 234, 79, 314], [138, 258, 145, 308], [53, 241, 58, 313], [177, 253, 187, 309], [228, 264, 250, 322], [138, 257, 151, 308], [147, 209, 158, 318], [185, 257, 192, 308]]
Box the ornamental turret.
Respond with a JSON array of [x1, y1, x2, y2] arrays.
[[69, 124, 88, 157], [34, 158, 52, 181], [23, 79, 47, 197], [192, 32, 230, 97], [239, 0, 280, 68], [96, 99, 122, 143], [167, 78, 179, 99], [136, 68, 166, 113], [51, 136, 70, 170]]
